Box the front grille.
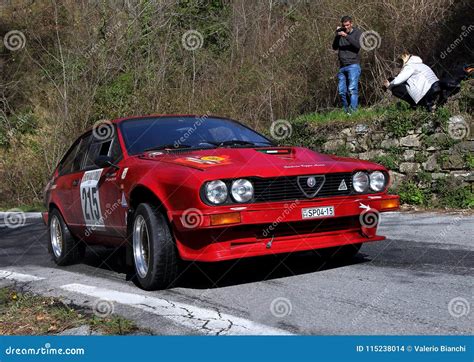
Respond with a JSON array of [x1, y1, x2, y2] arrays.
[[250, 173, 352, 202]]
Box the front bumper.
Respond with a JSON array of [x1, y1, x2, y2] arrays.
[[171, 194, 399, 261]]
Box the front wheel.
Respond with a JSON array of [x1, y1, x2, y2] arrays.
[[131, 203, 179, 290], [48, 209, 85, 265]]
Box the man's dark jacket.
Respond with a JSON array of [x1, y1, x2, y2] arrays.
[[332, 27, 362, 67]]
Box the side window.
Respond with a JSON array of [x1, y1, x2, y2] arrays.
[[83, 139, 113, 169], [58, 142, 80, 176], [72, 134, 92, 173]]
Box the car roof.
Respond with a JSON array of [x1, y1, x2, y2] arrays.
[[110, 114, 233, 124], [75, 114, 239, 140]]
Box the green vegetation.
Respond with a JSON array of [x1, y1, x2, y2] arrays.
[[292, 107, 387, 125], [0, 287, 138, 335], [372, 154, 399, 170], [395, 177, 474, 209], [465, 154, 474, 170], [431, 177, 474, 209], [396, 181, 427, 206]]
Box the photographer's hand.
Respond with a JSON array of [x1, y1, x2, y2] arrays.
[[337, 31, 347, 37]]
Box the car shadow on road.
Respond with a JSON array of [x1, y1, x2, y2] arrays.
[[176, 251, 369, 289], [79, 247, 370, 289]]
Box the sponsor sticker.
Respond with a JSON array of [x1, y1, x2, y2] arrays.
[[121, 167, 129, 180], [173, 155, 231, 168]]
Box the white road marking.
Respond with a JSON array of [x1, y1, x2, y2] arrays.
[[0, 212, 42, 223], [61, 283, 292, 336], [0, 270, 45, 282]]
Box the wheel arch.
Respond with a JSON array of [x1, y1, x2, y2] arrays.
[[48, 202, 66, 222], [128, 184, 170, 216], [126, 184, 180, 265]]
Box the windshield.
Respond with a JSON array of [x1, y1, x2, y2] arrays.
[[120, 116, 273, 155]]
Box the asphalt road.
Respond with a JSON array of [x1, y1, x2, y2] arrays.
[[0, 211, 472, 335]]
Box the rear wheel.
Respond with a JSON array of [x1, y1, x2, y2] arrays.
[[48, 208, 85, 265], [319, 243, 362, 262], [132, 203, 179, 290]]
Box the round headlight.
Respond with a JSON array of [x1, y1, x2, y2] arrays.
[[205, 180, 228, 204], [231, 179, 254, 203], [369, 171, 386, 192], [353, 171, 369, 193]]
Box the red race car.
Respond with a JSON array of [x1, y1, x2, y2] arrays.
[[43, 115, 399, 290]]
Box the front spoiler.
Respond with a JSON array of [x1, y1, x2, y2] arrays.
[[171, 194, 399, 261]]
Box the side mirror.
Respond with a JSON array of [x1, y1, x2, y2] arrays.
[[94, 155, 119, 170]]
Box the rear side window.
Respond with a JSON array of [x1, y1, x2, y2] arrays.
[[58, 141, 80, 175], [72, 134, 92, 173]]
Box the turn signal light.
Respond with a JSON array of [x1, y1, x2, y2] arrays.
[[380, 198, 400, 210], [210, 212, 241, 226]]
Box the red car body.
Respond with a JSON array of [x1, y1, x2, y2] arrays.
[[43, 114, 399, 265]]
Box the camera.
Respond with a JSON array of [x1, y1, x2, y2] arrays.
[[336, 26, 347, 33]]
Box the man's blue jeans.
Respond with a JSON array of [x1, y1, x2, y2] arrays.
[[337, 63, 361, 112]]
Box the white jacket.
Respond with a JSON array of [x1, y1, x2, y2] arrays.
[[389, 56, 439, 104]]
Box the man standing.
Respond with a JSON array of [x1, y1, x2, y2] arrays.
[[332, 15, 362, 113]]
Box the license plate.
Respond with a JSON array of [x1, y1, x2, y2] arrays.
[[301, 206, 335, 219]]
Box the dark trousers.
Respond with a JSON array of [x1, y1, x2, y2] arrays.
[[391, 82, 441, 111]]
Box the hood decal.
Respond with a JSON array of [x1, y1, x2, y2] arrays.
[[170, 155, 232, 169]]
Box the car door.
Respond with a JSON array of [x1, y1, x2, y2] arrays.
[[78, 130, 125, 241], [65, 133, 93, 234], [53, 139, 82, 228]]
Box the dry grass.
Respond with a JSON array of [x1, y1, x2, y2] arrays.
[[0, 287, 138, 335]]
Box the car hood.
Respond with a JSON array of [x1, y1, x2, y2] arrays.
[[139, 147, 385, 178]]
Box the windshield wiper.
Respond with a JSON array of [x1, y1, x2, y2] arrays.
[[202, 140, 270, 148], [144, 144, 192, 152]]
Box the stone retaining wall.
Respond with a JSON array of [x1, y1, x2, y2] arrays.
[[320, 117, 473, 191]]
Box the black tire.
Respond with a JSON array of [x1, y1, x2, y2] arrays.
[[131, 203, 179, 290], [48, 208, 85, 266], [319, 243, 362, 262]]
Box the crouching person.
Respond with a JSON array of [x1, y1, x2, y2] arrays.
[[384, 52, 440, 112]]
